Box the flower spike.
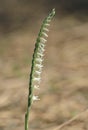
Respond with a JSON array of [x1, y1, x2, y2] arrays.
[[25, 8, 55, 130]]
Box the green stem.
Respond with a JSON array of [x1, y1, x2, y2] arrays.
[[25, 108, 29, 130], [25, 77, 33, 130]]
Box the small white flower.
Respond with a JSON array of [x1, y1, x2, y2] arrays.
[[40, 37, 47, 43], [37, 52, 44, 57], [34, 85, 40, 89], [46, 19, 51, 22], [33, 77, 41, 82], [39, 43, 45, 48], [42, 32, 48, 37], [33, 95, 40, 101], [35, 58, 43, 63], [44, 23, 50, 26], [35, 70, 41, 75], [38, 46, 45, 53], [35, 64, 43, 68], [43, 27, 49, 32]]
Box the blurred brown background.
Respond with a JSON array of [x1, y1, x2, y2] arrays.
[[0, 0, 88, 130]]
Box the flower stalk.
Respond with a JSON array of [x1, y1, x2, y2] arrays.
[[25, 8, 55, 130]]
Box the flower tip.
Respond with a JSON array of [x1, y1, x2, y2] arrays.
[[52, 8, 55, 15]]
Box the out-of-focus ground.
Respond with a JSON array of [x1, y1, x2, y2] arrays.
[[0, 1, 88, 130]]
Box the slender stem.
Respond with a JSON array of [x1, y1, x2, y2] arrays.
[[25, 70, 34, 130], [25, 107, 31, 130], [25, 109, 29, 130]]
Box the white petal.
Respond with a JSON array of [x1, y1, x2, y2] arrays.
[[35, 64, 43, 68], [38, 47, 45, 53], [35, 64, 43, 71], [45, 23, 50, 26], [39, 43, 45, 48], [35, 58, 43, 63], [35, 70, 41, 75], [42, 32, 48, 37], [37, 52, 44, 57], [40, 37, 47, 43], [34, 85, 40, 89], [43, 27, 49, 32], [38, 47, 44, 53], [33, 95, 40, 101], [46, 19, 51, 22], [33, 77, 41, 82]]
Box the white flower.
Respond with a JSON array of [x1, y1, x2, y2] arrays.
[[38, 46, 45, 53], [37, 52, 44, 57], [46, 19, 51, 22], [42, 32, 48, 37], [44, 23, 50, 26], [40, 37, 47, 43], [33, 77, 41, 82], [34, 85, 40, 89], [35, 70, 41, 75], [35, 58, 43, 63], [33, 95, 40, 101], [39, 43, 45, 48], [43, 27, 49, 32], [35, 64, 43, 68]]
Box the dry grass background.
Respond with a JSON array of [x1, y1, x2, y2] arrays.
[[0, 1, 88, 130]]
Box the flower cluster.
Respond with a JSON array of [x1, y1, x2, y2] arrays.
[[29, 9, 55, 102]]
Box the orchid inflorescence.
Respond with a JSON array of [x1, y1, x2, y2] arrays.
[[25, 8, 55, 130], [28, 8, 55, 104]]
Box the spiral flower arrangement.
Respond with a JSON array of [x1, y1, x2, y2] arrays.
[[25, 8, 55, 130]]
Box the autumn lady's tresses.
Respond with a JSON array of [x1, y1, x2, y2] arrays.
[[25, 9, 55, 130]]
